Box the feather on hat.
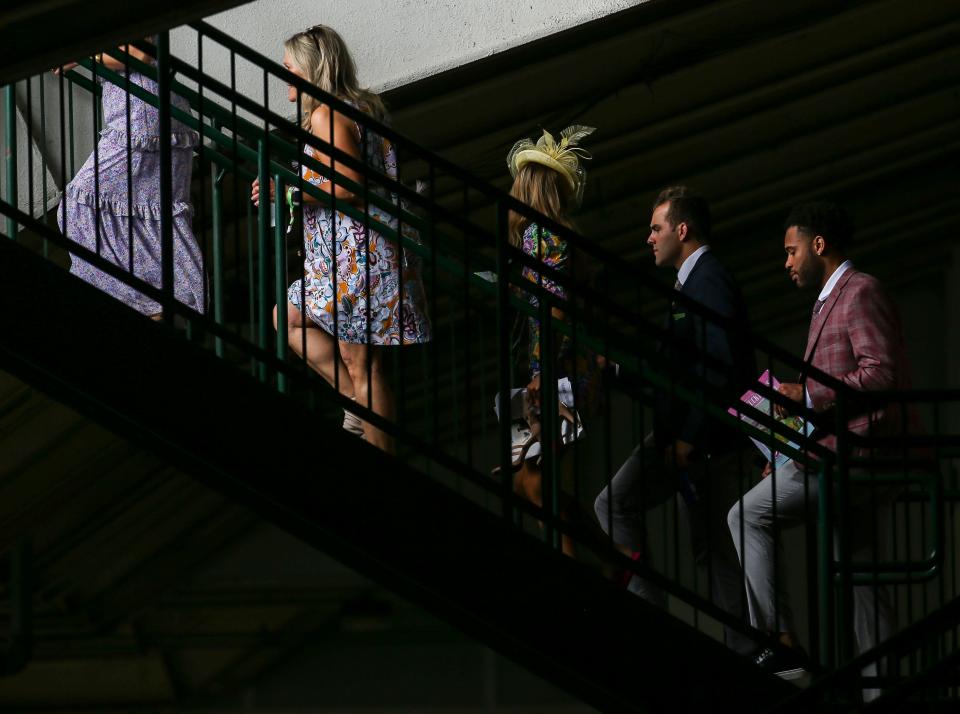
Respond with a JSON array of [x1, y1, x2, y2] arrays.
[[507, 125, 595, 204]]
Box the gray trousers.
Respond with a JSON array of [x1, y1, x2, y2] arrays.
[[726, 460, 896, 697], [594, 438, 754, 655]]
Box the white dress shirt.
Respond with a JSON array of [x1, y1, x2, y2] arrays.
[[676, 245, 711, 288]]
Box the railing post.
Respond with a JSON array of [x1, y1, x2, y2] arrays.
[[157, 32, 174, 324], [819, 461, 835, 670], [4, 84, 18, 240], [496, 203, 513, 522], [274, 172, 287, 394], [835, 393, 855, 669], [211, 167, 225, 358], [539, 288, 558, 550], [256, 139, 270, 382]]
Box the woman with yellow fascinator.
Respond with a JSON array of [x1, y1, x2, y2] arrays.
[[498, 125, 601, 557], [507, 125, 593, 387]]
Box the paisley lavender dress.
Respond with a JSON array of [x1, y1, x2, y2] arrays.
[[287, 115, 431, 345], [57, 68, 205, 315]]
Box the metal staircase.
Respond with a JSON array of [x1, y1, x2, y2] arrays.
[[1, 5, 959, 712]]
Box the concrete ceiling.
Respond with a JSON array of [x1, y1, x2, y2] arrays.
[[0, 0, 253, 85]]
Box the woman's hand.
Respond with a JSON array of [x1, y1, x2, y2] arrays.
[[526, 373, 542, 409], [52, 62, 79, 76], [251, 177, 276, 206]]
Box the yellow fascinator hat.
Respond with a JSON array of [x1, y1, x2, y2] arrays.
[[507, 125, 595, 204]]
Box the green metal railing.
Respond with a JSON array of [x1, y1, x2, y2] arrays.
[[2, 25, 959, 708]]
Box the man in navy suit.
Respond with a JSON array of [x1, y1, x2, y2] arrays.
[[595, 186, 755, 654]]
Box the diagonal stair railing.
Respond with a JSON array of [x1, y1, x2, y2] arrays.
[[2, 24, 959, 708]]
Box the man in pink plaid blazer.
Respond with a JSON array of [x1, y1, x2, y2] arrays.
[[728, 203, 906, 694]]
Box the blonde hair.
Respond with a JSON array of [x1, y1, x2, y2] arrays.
[[284, 25, 387, 128], [508, 163, 574, 247]]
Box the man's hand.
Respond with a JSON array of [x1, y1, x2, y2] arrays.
[[761, 461, 773, 479], [775, 382, 804, 418], [664, 439, 694, 471]]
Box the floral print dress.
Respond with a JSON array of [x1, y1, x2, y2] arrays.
[[520, 223, 569, 377], [287, 116, 431, 345], [519, 222, 600, 412]]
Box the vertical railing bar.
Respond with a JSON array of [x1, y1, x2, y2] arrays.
[[58, 71, 68, 244], [296, 88, 306, 384], [256, 70, 271, 382], [3, 84, 17, 239], [394, 144, 406, 439], [229, 50, 245, 365], [40, 72, 51, 249], [92, 52, 102, 265], [819, 462, 835, 669], [496, 202, 513, 522], [212, 165, 225, 358], [362, 125, 372, 417], [428, 163, 439, 449], [569, 254, 581, 527], [537, 233, 556, 550], [157, 33, 174, 324], [462, 184, 473, 471], [196, 31, 209, 331], [803, 364, 820, 665], [26, 79, 35, 225], [769, 358, 780, 640], [329, 99, 339, 397], [66, 76, 74, 178], [40, 72, 50, 227], [123, 46, 134, 284], [603, 273, 615, 545], [478, 279, 490, 512], [448, 269, 461, 473], [950, 443, 958, 700], [836, 393, 854, 668], [274, 171, 287, 393]]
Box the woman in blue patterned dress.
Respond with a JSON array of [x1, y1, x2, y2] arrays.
[[253, 25, 430, 452], [55, 40, 204, 318]]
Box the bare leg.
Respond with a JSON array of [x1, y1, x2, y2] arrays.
[[339, 341, 394, 454], [275, 302, 354, 398]]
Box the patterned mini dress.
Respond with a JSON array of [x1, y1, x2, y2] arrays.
[[519, 222, 601, 413], [287, 112, 431, 345]]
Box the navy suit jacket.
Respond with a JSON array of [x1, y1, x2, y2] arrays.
[[654, 249, 756, 456]]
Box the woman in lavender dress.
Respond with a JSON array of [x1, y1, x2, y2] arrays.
[[55, 41, 205, 317]]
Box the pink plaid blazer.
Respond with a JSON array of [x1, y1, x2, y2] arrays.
[[801, 268, 910, 457]]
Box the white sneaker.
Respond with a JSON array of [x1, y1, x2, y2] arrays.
[[343, 408, 365, 438]]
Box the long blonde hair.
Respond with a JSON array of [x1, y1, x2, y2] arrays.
[[508, 163, 574, 247], [284, 25, 387, 128]]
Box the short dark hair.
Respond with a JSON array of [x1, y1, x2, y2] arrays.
[[784, 202, 854, 250], [653, 186, 711, 240]]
